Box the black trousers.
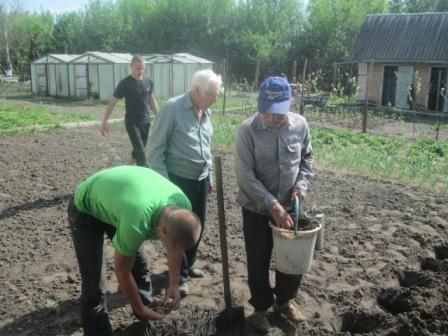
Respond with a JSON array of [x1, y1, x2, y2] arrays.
[[68, 197, 152, 336], [242, 208, 303, 312], [168, 173, 209, 280], [125, 120, 150, 167]]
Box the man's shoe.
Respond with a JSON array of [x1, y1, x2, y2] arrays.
[[250, 311, 270, 334], [273, 301, 305, 322], [188, 268, 205, 278], [179, 281, 189, 297]]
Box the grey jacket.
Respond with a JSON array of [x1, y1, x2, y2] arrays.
[[235, 112, 314, 215]]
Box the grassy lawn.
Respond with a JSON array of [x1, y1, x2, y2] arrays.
[[0, 101, 96, 130]]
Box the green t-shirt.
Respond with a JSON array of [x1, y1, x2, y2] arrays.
[[74, 165, 191, 256]]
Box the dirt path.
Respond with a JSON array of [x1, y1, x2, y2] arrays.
[[0, 125, 447, 335]]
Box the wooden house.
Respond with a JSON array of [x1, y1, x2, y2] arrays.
[[350, 13, 448, 111]]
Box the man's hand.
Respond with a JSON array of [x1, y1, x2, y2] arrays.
[[291, 187, 306, 201], [269, 202, 294, 229], [114, 251, 164, 321], [99, 122, 110, 137], [135, 305, 165, 320], [164, 286, 181, 311]]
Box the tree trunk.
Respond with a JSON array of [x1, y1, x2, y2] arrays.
[[4, 29, 13, 75], [253, 60, 259, 91]]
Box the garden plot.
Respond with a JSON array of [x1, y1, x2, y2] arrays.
[[0, 125, 447, 335]]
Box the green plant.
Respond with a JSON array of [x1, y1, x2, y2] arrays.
[[0, 101, 96, 130]]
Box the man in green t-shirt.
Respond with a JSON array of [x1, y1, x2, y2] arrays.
[[68, 165, 200, 336]]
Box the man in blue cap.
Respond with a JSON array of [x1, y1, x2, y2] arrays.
[[234, 76, 314, 333]]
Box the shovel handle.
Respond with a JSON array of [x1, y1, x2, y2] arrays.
[[294, 195, 300, 234], [214, 155, 232, 309]]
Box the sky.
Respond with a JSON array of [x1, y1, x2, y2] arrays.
[[24, 0, 91, 13]]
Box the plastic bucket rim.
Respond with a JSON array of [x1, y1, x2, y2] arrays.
[[269, 222, 321, 237]]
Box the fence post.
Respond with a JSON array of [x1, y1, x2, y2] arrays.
[[362, 62, 372, 133], [436, 112, 441, 141]]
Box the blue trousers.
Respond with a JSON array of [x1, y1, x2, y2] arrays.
[[68, 197, 152, 336]]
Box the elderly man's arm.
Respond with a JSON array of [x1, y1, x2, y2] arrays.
[[294, 122, 314, 198], [235, 123, 277, 211], [147, 103, 175, 178], [114, 251, 164, 320]]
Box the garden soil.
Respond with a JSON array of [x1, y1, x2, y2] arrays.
[[0, 122, 447, 336]]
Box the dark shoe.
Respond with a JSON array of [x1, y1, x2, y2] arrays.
[[188, 268, 205, 278], [179, 281, 189, 297], [250, 311, 270, 334]]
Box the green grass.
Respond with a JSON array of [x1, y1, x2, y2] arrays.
[[312, 128, 448, 188], [0, 101, 96, 130], [212, 114, 448, 190], [212, 114, 245, 150]]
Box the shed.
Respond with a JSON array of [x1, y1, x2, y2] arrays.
[[349, 13, 448, 111], [69, 52, 133, 100], [30, 54, 80, 97], [144, 53, 214, 98], [30, 52, 214, 101]]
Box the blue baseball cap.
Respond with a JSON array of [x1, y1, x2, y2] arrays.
[[257, 76, 292, 115]]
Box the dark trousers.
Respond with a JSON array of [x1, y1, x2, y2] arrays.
[[125, 120, 150, 167], [168, 173, 209, 280], [242, 208, 303, 312], [68, 197, 152, 336]]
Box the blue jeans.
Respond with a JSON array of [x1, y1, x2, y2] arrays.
[[68, 197, 152, 335]]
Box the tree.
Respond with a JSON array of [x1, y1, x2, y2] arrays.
[[9, 11, 54, 65], [78, 0, 127, 51], [0, 0, 24, 75], [294, 0, 388, 90], [53, 12, 83, 53]]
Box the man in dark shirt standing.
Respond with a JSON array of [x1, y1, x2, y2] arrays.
[[100, 55, 159, 167]]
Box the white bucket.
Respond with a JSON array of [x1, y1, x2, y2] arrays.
[[270, 222, 320, 275]]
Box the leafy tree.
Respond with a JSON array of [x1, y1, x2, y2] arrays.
[[78, 0, 127, 51], [52, 12, 83, 53], [0, 0, 25, 75], [9, 11, 54, 65], [388, 0, 448, 12], [115, 0, 154, 53], [404, 0, 448, 12], [295, 0, 387, 90]]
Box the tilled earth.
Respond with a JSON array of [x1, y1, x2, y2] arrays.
[[0, 122, 447, 336]]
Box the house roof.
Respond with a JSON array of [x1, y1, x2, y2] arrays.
[[350, 13, 448, 63]]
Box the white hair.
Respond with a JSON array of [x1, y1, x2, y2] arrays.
[[191, 69, 222, 93]]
